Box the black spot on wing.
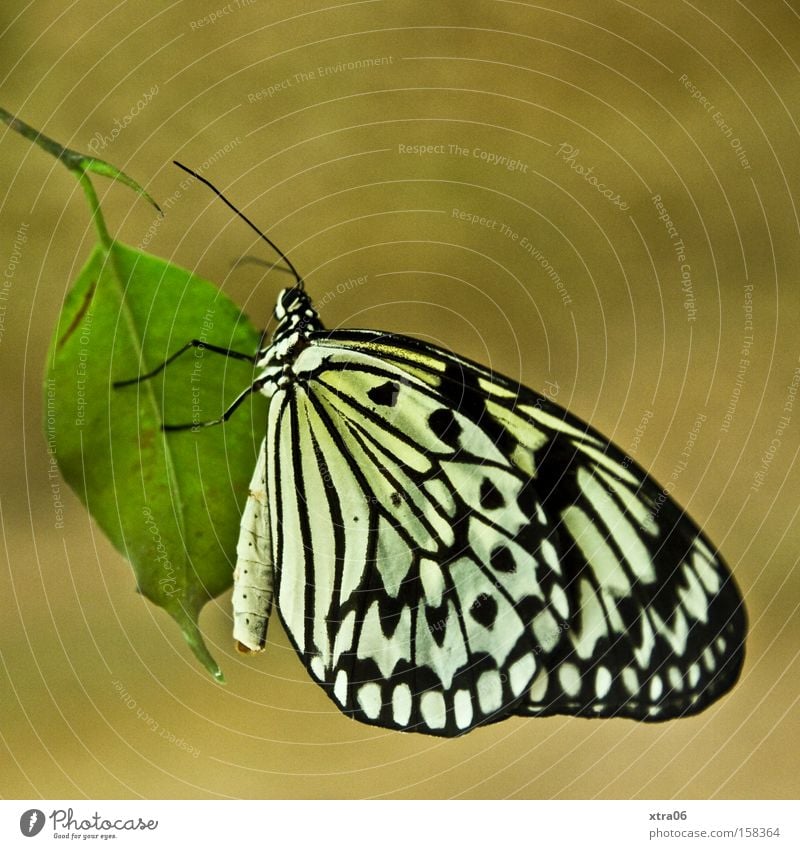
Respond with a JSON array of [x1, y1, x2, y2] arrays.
[[490, 544, 517, 573], [469, 593, 498, 628], [367, 380, 400, 407], [479, 478, 505, 510], [428, 408, 461, 446]]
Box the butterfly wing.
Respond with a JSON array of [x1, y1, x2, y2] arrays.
[[268, 329, 746, 736]]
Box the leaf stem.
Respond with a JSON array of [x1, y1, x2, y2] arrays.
[[0, 106, 161, 244], [76, 169, 112, 250]]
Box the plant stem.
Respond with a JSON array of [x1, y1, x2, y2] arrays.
[[76, 169, 112, 250]]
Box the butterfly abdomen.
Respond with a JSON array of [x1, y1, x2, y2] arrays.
[[232, 438, 273, 653]]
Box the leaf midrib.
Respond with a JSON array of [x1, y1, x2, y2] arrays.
[[104, 242, 191, 596]]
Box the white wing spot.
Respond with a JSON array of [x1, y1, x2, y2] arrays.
[[595, 667, 612, 700], [310, 656, 324, 680], [528, 668, 549, 703], [477, 670, 503, 713], [703, 647, 716, 672], [332, 610, 356, 666], [680, 564, 709, 624], [688, 664, 701, 688], [559, 663, 581, 698], [540, 538, 561, 575], [487, 399, 549, 453], [634, 613, 656, 669], [420, 691, 447, 730], [420, 558, 445, 607], [668, 666, 684, 692], [533, 609, 560, 652], [415, 599, 468, 689], [524, 407, 602, 446], [572, 578, 608, 659], [550, 585, 569, 619], [509, 654, 536, 697], [480, 380, 516, 399], [716, 636, 727, 654], [334, 670, 348, 705], [392, 684, 412, 726], [357, 683, 383, 719], [453, 411, 508, 463], [622, 667, 639, 696], [454, 689, 473, 729], [511, 444, 536, 477], [649, 675, 663, 701]]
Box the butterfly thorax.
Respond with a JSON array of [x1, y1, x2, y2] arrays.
[[254, 286, 325, 394]]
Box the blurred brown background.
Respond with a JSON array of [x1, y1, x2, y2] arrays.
[[1, 1, 798, 799]]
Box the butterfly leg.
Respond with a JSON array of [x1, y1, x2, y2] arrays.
[[162, 376, 270, 431], [113, 339, 255, 388]]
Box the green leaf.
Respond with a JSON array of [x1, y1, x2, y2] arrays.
[[3, 107, 265, 679], [45, 243, 266, 680]]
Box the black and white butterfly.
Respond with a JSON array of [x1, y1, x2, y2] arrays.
[[127, 164, 747, 737]]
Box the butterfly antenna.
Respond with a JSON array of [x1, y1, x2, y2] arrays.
[[173, 160, 303, 289]]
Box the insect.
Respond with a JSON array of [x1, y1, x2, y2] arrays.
[[118, 163, 747, 737]]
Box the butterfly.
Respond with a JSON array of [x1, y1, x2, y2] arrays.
[[124, 164, 747, 737]]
